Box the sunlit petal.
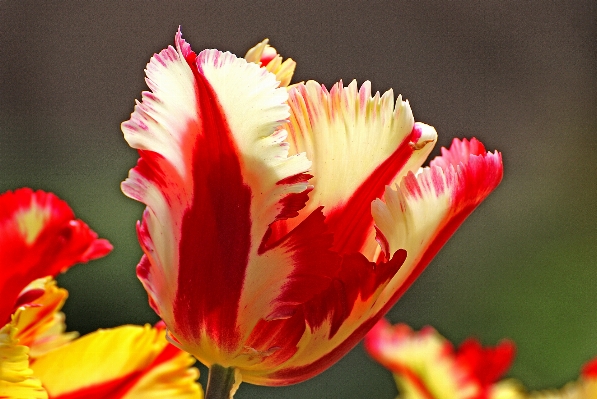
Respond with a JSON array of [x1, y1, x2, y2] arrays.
[[371, 138, 503, 311], [281, 80, 436, 258], [31, 324, 202, 399]]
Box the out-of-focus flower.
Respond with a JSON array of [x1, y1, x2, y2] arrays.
[[0, 188, 112, 326], [30, 323, 203, 399], [121, 29, 503, 387], [528, 357, 597, 399], [1, 276, 203, 398], [0, 188, 112, 397], [365, 319, 516, 399]]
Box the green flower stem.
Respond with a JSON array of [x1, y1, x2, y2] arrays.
[[205, 364, 238, 399]]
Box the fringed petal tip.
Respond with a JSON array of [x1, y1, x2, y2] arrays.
[[430, 137, 503, 178]]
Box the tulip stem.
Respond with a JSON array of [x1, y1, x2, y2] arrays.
[[206, 364, 238, 399]]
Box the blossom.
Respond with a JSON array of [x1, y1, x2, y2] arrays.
[[0, 188, 112, 397], [1, 279, 203, 399], [364, 319, 517, 399], [0, 188, 112, 327], [10, 277, 77, 358], [121, 30, 503, 386]]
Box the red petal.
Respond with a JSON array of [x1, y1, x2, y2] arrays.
[[0, 188, 112, 324]]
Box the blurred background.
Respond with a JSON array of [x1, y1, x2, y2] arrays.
[[0, 1, 595, 397]]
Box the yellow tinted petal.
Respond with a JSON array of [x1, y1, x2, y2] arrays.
[[0, 322, 47, 399], [12, 278, 77, 358], [32, 324, 201, 398]]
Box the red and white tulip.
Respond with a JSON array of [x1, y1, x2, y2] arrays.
[[121, 30, 503, 386]]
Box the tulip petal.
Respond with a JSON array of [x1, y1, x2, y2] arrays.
[[11, 278, 77, 358], [30, 324, 202, 399], [0, 188, 112, 326], [255, 138, 502, 385], [245, 39, 296, 87], [371, 138, 503, 311], [0, 322, 48, 399], [122, 31, 311, 355], [281, 80, 437, 258]]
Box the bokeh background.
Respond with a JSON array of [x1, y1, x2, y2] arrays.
[[1, 1, 595, 397]]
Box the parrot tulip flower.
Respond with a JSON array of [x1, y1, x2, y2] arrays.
[[0, 188, 112, 327], [121, 30, 503, 392], [364, 319, 517, 399]]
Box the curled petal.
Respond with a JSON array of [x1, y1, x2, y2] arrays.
[[30, 324, 202, 398], [12, 278, 77, 358], [0, 188, 112, 325], [371, 137, 503, 312]]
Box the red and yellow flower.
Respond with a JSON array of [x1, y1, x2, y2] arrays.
[[121, 30, 503, 387], [0, 188, 112, 327], [0, 188, 203, 398], [365, 319, 517, 399]]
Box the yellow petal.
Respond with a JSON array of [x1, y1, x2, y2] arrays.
[[31, 324, 202, 398], [12, 278, 77, 358], [0, 322, 47, 399]]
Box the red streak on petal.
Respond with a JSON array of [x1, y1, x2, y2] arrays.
[[264, 208, 339, 320], [243, 312, 307, 369], [256, 252, 405, 385], [48, 375, 138, 399], [172, 56, 251, 352], [267, 144, 502, 385], [12, 288, 46, 309], [325, 126, 422, 256], [398, 367, 438, 399], [267, 312, 383, 385]]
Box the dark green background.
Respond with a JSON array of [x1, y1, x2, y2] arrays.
[[1, 1, 595, 397]]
